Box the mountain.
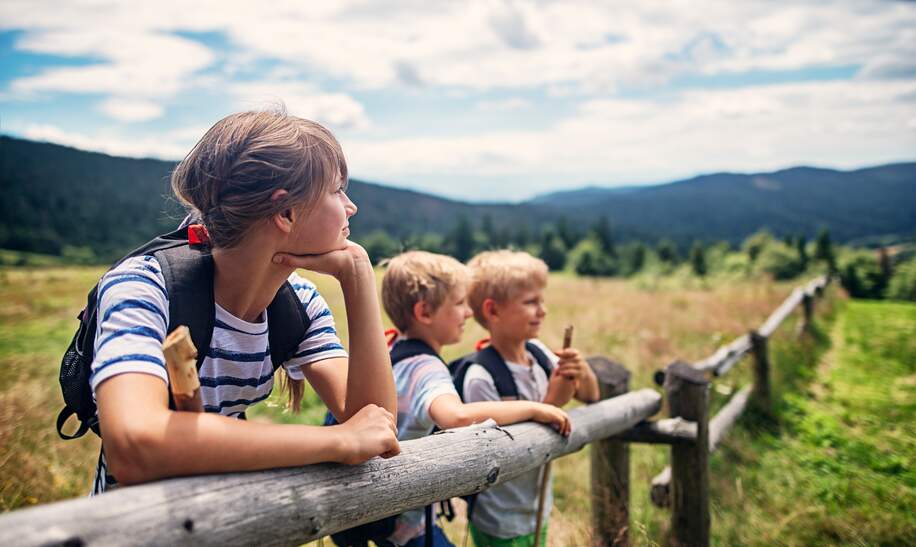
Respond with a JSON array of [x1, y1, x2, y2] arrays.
[[530, 164, 916, 244], [1, 135, 914, 260]]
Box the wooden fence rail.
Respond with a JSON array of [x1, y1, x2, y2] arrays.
[[0, 389, 661, 547], [647, 275, 830, 546]]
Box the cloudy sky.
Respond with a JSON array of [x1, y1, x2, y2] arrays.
[[1, 1, 915, 201]]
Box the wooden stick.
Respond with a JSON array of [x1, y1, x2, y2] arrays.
[[162, 326, 203, 412], [533, 325, 574, 546]]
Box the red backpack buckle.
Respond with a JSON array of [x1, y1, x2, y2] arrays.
[[188, 224, 211, 246]]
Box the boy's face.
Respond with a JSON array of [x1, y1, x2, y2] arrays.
[[491, 286, 547, 340], [428, 285, 473, 346]]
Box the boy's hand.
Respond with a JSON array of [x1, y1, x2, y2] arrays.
[[531, 403, 572, 437], [333, 404, 400, 465], [273, 241, 372, 281], [553, 347, 588, 382]]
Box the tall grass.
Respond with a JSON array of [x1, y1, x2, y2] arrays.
[[5, 266, 911, 545]]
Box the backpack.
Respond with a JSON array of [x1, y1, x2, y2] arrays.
[[448, 342, 554, 401], [325, 338, 449, 547], [56, 223, 311, 440]]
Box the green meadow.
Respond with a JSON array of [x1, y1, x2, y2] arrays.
[[1, 266, 913, 546]]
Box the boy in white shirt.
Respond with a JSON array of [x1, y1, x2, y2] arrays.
[[461, 250, 600, 547]]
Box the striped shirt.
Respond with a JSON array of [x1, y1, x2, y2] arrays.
[[89, 255, 347, 495], [388, 337, 459, 545]]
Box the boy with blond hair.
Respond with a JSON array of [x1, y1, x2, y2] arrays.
[[459, 250, 600, 547], [375, 251, 572, 547]]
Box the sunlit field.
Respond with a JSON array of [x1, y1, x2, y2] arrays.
[[2, 266, 912, 545]]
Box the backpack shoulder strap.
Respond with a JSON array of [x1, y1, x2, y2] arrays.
[[266, 281, 312, 371], [390, 338, 441, 366], [154, 243, 214, 370], [525, 341, 554, 379], [470, 346, 520, 400]]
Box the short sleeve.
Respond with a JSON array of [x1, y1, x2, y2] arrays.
[[283, 273, 348, 379], [90, 256, 170, 395], [400, 356, 458, 432], [462, 364, 501, 403], [529, 338, 560, 370]]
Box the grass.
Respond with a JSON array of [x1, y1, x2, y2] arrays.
[[1, 265, 912, 545]]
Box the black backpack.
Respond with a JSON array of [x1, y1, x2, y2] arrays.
[[325, 338, 450, 547], [448, 342, 554, 401], [56, 224, 311, 440]]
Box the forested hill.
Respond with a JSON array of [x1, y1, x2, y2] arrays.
[[532, 163, 916, 245], [1, 135, 914, 261]]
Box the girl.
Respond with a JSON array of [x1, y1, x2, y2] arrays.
[[91, 109, 399, 493]]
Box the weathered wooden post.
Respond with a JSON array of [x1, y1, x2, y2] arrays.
[[589, 357, 631, 547], [665, 361, 710, 547], [798, 292, 814, 336], [749, 331, 771, 417]]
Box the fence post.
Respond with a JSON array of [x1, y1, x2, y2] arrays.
[[665, 361, 710, 547], [588, 357, 631, 547], [798, 292, 814, 336], [749, 331, 772, 417]]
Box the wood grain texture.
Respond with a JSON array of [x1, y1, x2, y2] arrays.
[[0, 389, 661, 547], [589, 357, 631, 547]]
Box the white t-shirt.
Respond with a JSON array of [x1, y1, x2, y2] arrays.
[[462, 339, 559, 539], [89, 255, 347, 494]]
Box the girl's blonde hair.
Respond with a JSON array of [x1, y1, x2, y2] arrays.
[[467, 250, 548, 328], [382, 251, 470, 332], [171, 107, 346, 411]]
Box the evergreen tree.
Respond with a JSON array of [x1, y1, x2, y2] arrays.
[[514, 224, 531, 248], [591, 216, 616, 257], [656, 238, 679, 264], [538, 229, 567, 271], [621, 242, 646, 276], [742, 230, 772, 263], [689, 241, 707, 277], [556, 216, 578, 249], [450, 216, 475, 262], [814, 227, 836, 272], [796, 235, 808, 270]]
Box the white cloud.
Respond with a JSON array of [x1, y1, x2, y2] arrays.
[[231, 81, 370, 131], [20, 123, 197, 160], [345, 78, 916, 199], [98, 98, 165, 122], [475, 98, 532, 111]]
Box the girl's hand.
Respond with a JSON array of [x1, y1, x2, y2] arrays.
[[553, 348, 588, 381], [531, 403, 572, 437], [333, 404, 400, 465], [272, 241, 372, 281]]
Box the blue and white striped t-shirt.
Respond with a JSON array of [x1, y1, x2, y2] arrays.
[[89, 255, 347, 494]]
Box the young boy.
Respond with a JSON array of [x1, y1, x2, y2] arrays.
[[462, 250, 600, 547], [379, 251, 572, 547]]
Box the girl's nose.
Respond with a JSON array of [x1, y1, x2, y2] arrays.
[[344, 192, 358, 217]]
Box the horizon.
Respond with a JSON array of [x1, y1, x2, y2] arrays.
[[2, 1, 915, 201], [7, 132, 914, 205]]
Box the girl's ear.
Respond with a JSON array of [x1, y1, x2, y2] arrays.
[[270, 189, 294, 234], [482, 298, 498, 324], [412, 300, 434, 325]]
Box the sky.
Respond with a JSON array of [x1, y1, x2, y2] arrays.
[[1, 0, 915, 202]]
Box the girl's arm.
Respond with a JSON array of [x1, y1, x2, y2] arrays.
[[275, 242, 396, 421], [428, 394, 571, 436], [96, 373, 399, 485]]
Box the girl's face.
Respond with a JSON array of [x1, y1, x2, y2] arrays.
[[429, 286, 473, 346], [290, 176, 357, 254]]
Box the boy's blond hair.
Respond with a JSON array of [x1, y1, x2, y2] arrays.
[[382, 251, 470, 332], [467, 250, 549, 328]]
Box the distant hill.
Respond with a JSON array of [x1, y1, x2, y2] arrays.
[[1, 135, 914, 260], [531, 164, 916, 244]]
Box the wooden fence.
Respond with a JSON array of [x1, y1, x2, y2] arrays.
[[0, 276, 829, 547]]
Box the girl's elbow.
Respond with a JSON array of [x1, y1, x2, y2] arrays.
[[104, 425, 163, 485], [436, 408, 474, 429]]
